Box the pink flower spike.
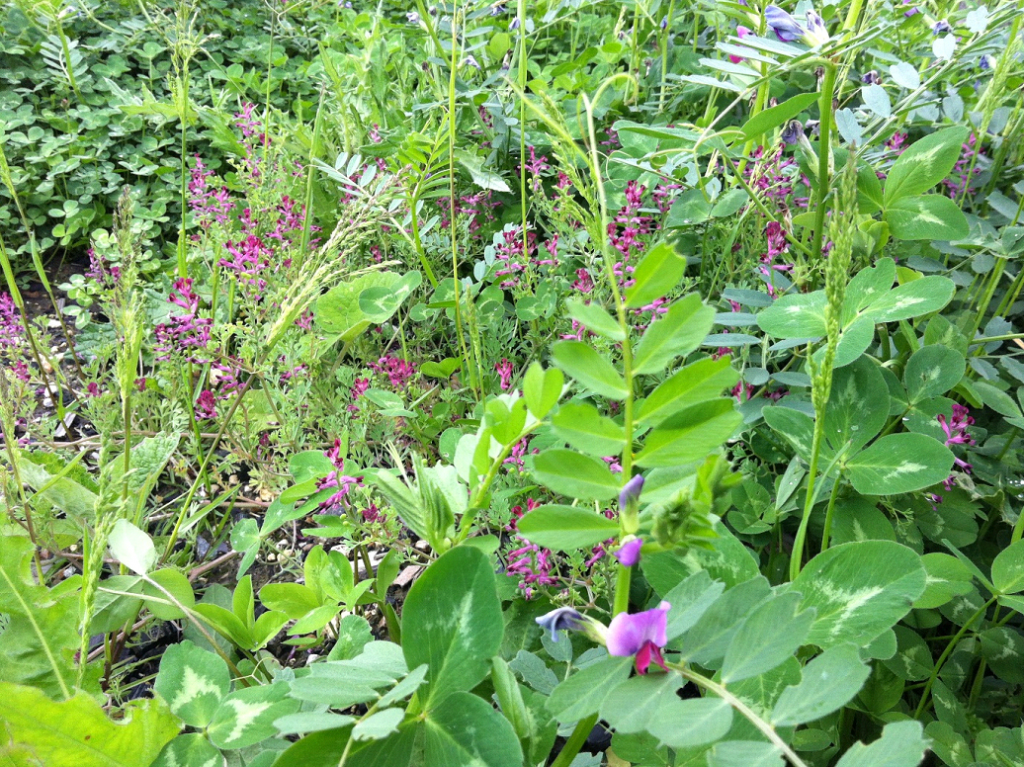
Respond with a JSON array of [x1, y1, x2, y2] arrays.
[[607, 601, 670, 674]]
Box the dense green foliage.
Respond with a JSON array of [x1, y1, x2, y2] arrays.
[[2, 0, 1023, 765]]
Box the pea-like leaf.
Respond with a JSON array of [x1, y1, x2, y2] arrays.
[[517, 504, 621, 551], [530, 449, 620, 501], [551, 341, 628, 399], [625, 242, 686, 309]]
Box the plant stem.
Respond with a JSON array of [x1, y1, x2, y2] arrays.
[[819, 475, 842, 553], [810, 63, 837, 261], [674, 665, 811, 767], [549, 714, 599, 767]]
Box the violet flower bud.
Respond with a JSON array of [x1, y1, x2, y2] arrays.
[[619, 475, 644, 511], [781, 119, 804, 146], [861, 70, 881, 84], [613, 537, 643, 567], [406, 11, 420, 24], [803, 10, 830, 46], [765, 5, 804, 42], [660, 16, 668, 30], [607, 601, 671, 674], [509, 17, 520, 30], [979, 54, 995, 70], [932, 19, 952, 34], [535, 607, 584, 641]]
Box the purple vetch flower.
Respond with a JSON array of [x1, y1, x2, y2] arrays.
[[765, 5, 805, 42], [979, 54, 996, 70], [932, 19, 952, 34], [613, 537, 643, 567], [535, 607, 585, 641], [781, 119, 804, 145], [803, 9, 829, 45], [861, 70, 882, 84], [901, 0, 920, 16], [660, 16, 668, 30], [406, 11, 420, 23], [607, 601, 671, 674], [619, 475, 645, 510]]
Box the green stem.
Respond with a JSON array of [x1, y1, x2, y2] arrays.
[[673, 665, 811, 767], [914, 597, 994, 718], [819, 474, 842, 553], [549, 714, 599, 767], [809, 64, 837, 261]]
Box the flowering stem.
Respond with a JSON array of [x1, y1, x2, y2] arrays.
[[673, 664, 811, 767], [809, 63, 837, 263]]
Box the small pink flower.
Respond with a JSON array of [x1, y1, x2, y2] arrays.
[[607, 601, 671, 674]]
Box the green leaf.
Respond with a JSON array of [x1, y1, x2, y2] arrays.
[[835, 721, 928, 767], [152, 733, 223, 767], [762, 406, 817, 462], [153, 640, 229, 728], [824, 357, 889, 454], [402, 547, 503, 707], [0, 537, 83, 699], [974, 380, 1024, 419], [842, 258, 896, 322], [517, 505, 621, 551], [711, 188, 749, 218], [847, 433, 954, 495], [424, 692, 523, 767], [792, 541, 927, 649], [663, 571, 726, 641], [991, 540, 1024, 594], [551, 341, 628, 399], [709, 742, 783, 767], [207, 683, 298, 750], [530, 449, 620, 501], [0, 682, 179, 767], [770, 644, 871, 725], [915, 553, 975, 609], [108, 519, 156, 575], [625, 242, 686, 309], [637, 358, 739, 427], [143, 568, 195, 621], [259, 583, 325, 618], [315, 272, 401, 342], [523, 362, 564, 419], [886, 195, 969, 241], [883, 126, 970, 204], [635, 398, 741, 468], [546, 656, 633, 722], [353, 709, 405, 741], [904, 345, 965, 403], [864, 275, 955, 322], [274, 712, 356, 735], [552, 403, 627, 456], [359, 271, 422, 322], [601, 674, 682, 734], [741, 92, 820, 140], [722, 593, 816, 682], [632, 295, 715, 375], [756, 292, 827, 338], [646, 697, 734, 749], [565, 298, 624, 341]]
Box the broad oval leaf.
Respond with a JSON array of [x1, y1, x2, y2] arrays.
[[530, 449, 620, 501], [847, 433, 954, 495], [632, 294, 716, 375], [565, 298, 624, 341], [551, 341, 628, 399], [792, 541, 927, 649], [424, 692, 523, 767], [153, 640, 230, 728], [757, 292, 827, 339], [517, 504, 621, 551], [551, 402, 626, 456], [546, 655, 633, 722], [402, 547, 503, 707], [886, 195, 969, 241], [625, 242, 686, 309], [637, 357, 739, 426], [991, 539, 1024, 595], [770, 644, 871, 725], [883, 126, 970, 204], [722, 592, 816, 682], [904, 345, 964, 403], [523, 362, 564, 419], [207, 684, 299, 750], [635, 398, 741, 468]]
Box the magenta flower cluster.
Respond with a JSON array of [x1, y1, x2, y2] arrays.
[[153, 278, 212, 363]]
